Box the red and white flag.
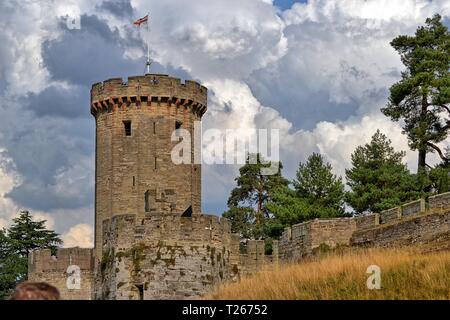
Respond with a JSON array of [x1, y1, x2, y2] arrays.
[[133, 15, 148, 27]]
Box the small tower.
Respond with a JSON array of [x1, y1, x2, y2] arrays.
[[90, 74, 207, 257]]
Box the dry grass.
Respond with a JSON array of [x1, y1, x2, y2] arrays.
[[209, 247, 450, 300]]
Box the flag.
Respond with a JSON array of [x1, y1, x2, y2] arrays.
[[133, 15, 148, 27]]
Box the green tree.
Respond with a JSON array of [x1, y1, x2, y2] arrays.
[[293, 153, 345, 215], [0, 211, 62, 299], [345, 130, 422, 214], [381, 14, 450, 176], [222, 207, 254, 239], [268, 153, 346, 226], [0, 229, 21, 300], [223, 153, 288, 239], [7, 211, 61, 256]]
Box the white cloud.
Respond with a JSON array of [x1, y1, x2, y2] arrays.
[[61, 224, 94, 248], [0, 0, 449, 225], [131, 0, 287, 80]]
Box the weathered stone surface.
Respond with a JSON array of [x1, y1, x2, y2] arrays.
[[28, 248, 94, 300], [28, 72, 450, 300], [429, 192, 450, 210], [351, 210, 450, 248], [279, 218, 356, 262], [401, 199, 426, 217], [354, 214, 379, 230], [92, 74, 206, 258], [379, 207, 401, 224]]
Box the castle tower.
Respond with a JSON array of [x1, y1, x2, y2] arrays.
[[27, 73, 276, 300], [90, 74, 207, 257]]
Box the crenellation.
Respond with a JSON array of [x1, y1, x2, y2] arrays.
[[29, 248, 94, 273], [379, 207, 401, 224], [401, 198, 426, 217], [91, 74, 207, 117], [429, 191, 450, 210]]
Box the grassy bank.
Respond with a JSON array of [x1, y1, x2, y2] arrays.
[[210, 248, 450, 300]]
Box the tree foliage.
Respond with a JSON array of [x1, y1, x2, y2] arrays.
[[223, 154, 288, 239], [381, 14, 450, 174], [268, 153, 346, 226], [345, 130, 422, 214], [0, 211, 62, 299]]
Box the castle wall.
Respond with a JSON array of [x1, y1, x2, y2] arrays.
[[350, 194, 450, 249], [92, 74, 207, 258], [354, 213, 379, 230], [28, 248, 94, 300], [238, 240, 279, 276], [279, 218, 356, 261], [27, 194, 450, 300], [379, 207, 401, 224], [429, 191, 450, 210], [96, 213, 241, 300], [351, 210, 450, 249]]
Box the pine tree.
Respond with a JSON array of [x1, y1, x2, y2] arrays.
[[293, 153, 345, 216], [268, 153, 346, 226], [7, 211, 62, 256], [223, 153, 288, 239], [381, 14, 450, 176], [345, 130, 422, 214], [0, 211, 62, 299]]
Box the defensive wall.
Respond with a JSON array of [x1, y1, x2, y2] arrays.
[[28, 248, 95, 300], [279, 192, 450, 261]]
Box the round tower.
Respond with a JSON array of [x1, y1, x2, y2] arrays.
[[91, 74, 207, 256]]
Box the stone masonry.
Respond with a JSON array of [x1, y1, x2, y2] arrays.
[[27, 73, 450, 300]]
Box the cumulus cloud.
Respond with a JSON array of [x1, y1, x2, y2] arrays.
[[61, 224, 94, 248], [0, 0, 449, 228]]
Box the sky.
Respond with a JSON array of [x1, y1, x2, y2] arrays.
[[0, 0, 448, 248]]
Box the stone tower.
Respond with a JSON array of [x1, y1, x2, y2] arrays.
[[90, 74, 207, 257], [28, 73, 277, 300]]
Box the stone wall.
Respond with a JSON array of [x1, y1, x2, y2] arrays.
[[28, 248, 94, 300], [238, 240, 278, 277], [279, 218, 356, 261], [96, 213, 241, 300], [351, 210, 450, 248], [278, 196, 450, 261], [354, 214, 379, 230], [429, 192, 450, 210], [401, 199, 426, 217], [379, 207, 401, 224]]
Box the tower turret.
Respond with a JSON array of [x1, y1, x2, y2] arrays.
[[91, 74, 207, 256]]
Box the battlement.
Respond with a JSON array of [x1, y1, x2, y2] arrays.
[[28, 247, 95, 273], [279, 217, 356, 261], [90, 74, 207, 117], [101, 213, 233, 249]]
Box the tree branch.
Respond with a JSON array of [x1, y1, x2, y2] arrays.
[[426, 142, 450, 162], [440, 104, 450, 115]]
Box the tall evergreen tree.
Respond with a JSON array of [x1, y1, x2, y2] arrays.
[[0, 211, 62, 299], [7, 211, 61, 256], [223, 153, 288, 239], [293, 153, 345, 215], [268, 153, 346, 226], [345, 130, 421, 214], [381, 14, 450, 176]]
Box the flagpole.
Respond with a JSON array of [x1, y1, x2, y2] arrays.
[[145, 12, 151, 74]]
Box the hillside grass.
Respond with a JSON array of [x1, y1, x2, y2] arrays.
[[209, 247, 450, 300]]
